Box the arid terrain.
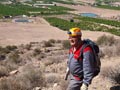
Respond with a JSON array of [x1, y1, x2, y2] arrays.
[[0, 17, 119, 46], [0, 1, 120, 90]]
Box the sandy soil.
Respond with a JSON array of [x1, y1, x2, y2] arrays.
[[57, 3, 120, 18], [0, 17, 119, 46]]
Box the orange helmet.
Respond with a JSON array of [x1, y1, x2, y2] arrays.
[[67, 27, 82, 36]]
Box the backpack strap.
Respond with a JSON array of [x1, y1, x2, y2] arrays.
[[78, 41, 90, 60]]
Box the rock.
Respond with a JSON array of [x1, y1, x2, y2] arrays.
[[53, 83, 58, 87], [9, 70, 19, 75], [33, 87, 41, 90]]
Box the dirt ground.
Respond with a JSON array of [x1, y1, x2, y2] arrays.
[[0, 16, 119, 46], [0, 17, 119, 46], [57, 3, 120, 18]]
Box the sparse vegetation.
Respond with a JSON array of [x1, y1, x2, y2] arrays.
[[97, 35, 120, 57], [24, 44, 32, 50], [101, 63, 120, 85], [0, 64, 46, 90], [0, 38, 120, 90], [62, 40, 71, 49], [0, 66, 9, 77], [43, 40, 53, 47], [0, 0, 120, 89], [48, 39, 56, 44], [96, 35, 116, 46], [46, 73, 60, 84], [8, 52, 21, 64], [33, 48, 41, 56], [0, 45, 17, 55]]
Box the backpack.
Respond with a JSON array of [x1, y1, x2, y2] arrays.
[[80, 39, 101, 77]]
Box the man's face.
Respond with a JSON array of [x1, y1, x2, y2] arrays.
[[68, 36, 81, 47]]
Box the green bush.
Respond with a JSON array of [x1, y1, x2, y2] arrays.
[[70, 19, 74, 22]]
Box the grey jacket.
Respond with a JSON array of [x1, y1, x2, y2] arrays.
[[68, 44, 94, 85]]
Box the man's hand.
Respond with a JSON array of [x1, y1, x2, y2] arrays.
[[80, 83, 88, 90]]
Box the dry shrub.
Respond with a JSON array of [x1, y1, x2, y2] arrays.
[[5, 45, 17, 51], [33, 48, 42, 56], [48, 39, 56, 44], [0, 45, 17, 55], [43, 56, 62, 66], [97, 35, 120, 57], [0, 78, 11, 90], [46, 73, 60, 84], [8, 52, 21, 64], [24, 44, 32, 50], [43, 41, 53, 47], [0, 64, 46, 90], [0, 76, 30, 90], [100, 44, 120, 58], [59, 80, 68, 90], [4, 61, 18, 71], [103, 47, 114, 57], [56, 40, 62, 43], [36, 53, 46, 60], [62, 40, 71, 49], [96, 35, 116, 46], [114, 40, 120, 56], [46, 62, 66, 73], [18, 64, 46, 88], [101, 63, 120, 85], [0, 66, 9, 77]]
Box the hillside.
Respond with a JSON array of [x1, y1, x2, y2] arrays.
[[0, 17, 119, 46], [0, 0, 120, 90], [0, 36, 120, 90]]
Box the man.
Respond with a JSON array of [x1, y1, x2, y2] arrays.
[[66, 27, 95, 90]]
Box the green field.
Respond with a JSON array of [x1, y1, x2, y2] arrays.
[[96, 5, 120, 10], [0, 3, 74, 16], [95, 0, 120, 10], [45, 17, 120, 36]]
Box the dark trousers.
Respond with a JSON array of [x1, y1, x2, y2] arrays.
[[67, 74, 82, 90]]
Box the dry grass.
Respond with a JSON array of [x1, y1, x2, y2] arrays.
[[96, 35, 116, 46], [0, 64, 46, 90], [97, 35, 120, 58], [0, 66, 9, 77], [0, 37, 120, 90], [46, 73, 60, 85], [101, 62, 120, 85], [62, 40, 71, 49]]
